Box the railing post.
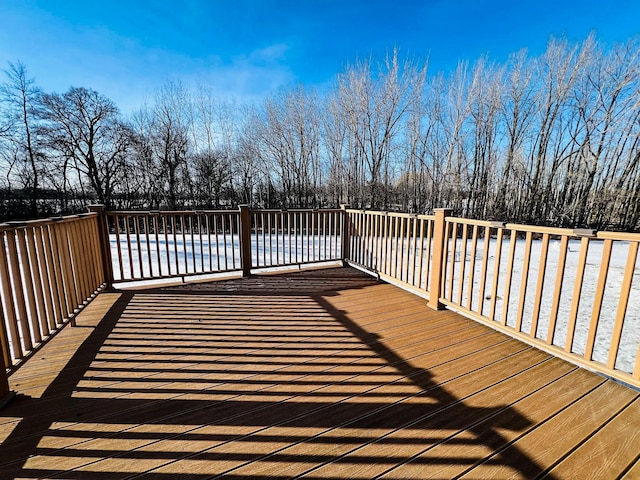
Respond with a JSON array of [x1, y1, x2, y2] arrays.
[[88, 205, 113, 288], [239, 205, 252, 277], [0, 314, 14, 409], [428, 208, 452, 310], [340, 205, 351, 266]]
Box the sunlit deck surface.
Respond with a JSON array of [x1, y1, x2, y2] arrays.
[[1, 267, 639, 479]]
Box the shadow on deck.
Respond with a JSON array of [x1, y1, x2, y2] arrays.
[[0, 267, 638, 479]]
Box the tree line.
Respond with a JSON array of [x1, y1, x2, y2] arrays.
[[1, 35, 640, 230]]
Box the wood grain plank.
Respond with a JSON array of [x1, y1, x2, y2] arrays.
[[541, 397, 640, 479], [458, 380, 637, 479]]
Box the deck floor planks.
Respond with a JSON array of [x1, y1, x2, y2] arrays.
[[623, 459, 640, 479], [0, 267, 638, 479], [136, 345, 536, 477], [378, 368, 609, 479], [290, 357, 577, 480], [540, 398, 640, 479], [456, 379, 638, 479]]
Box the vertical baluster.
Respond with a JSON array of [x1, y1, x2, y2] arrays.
[[77, 219, 91, 298], [76, 219, 91, 299], [198, 213, 205, 273], [124, 216, 134, 279], [153, 214, 161, 277], [547, 235, 569, 343], [113, 215, 124, 280], [585, 239, 613, 360], [18, 228, 42, 344], [402, 216, 411, 283], [605, 239, 636, 368], [306, 212, 310, 263], [204, 214, 211, 273], [390, 216, 398, 277], [328, 212, 334, 260], [258, 212, 264, 267], [446, 222, 457, 300], [75, 219, 91, 300], [501, 229, 518, 325], [188, 215, 196, 273], [287, 212, 292, 264], [35, 226, 57, 331], [374, 214, 382, 270], [515, 231, 533, 332], [162, 215, 170, 277], [180, 215, 187, 274], [275, 213, 281, 265], [312, 211, 317, 262], [466, 225, 480, 311], [144, 215, 152, 278], [45, 224, 65, 325], [323, 212, 328, 261], [226, 214, 233, 270], [399, 217, 406, 279], [88, 217, 101, 288], [456, 224, 469, 305], [352, 211, 358, 264], [0, 287, 11, 368], [365, 212, 371, 267], [410, 216, 418, 286], [171, 216, 179, 275], [0, 230, 22, 359], [356, 212, 363, 265], [292, 212, 297, 264], [222, 214, 229, 271], [417, 218, 426, 289], [61, 222, 80, 315], [424, 220, 433, 292], [265, 212, 271, 266], [7, 229, 33, 351], [25, 227, 48, 338], [440, 220, 451, 296], [489, 227, 504, 321], [529, 233, 550, 337], [213, 215, 221, 271], [134, 215, 144, 278], [476, 226, 491, 316]]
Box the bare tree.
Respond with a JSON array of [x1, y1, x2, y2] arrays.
[[149, 81, 192, 209], [0, 61, 42, 214], [39, 87, 130, 209], [256, 86, 321, 208]]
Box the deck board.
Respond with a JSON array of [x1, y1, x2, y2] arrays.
[[0, 267, 638, 479]]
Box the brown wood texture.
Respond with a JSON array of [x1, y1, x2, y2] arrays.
[[0, 267, 637, 479]]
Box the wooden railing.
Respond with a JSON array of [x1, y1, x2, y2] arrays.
[[438, 216, 640, 386], [345, 210, 435, 299], [344, 208, 640, 389], [104, 210, 243, 282], [2, 204, 639, 405], [104, 207, 344, 283], [0, 213, 105, 374], [250, 209, 343, 269]]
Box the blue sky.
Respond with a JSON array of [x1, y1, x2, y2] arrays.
[[1, 0, 639, 113]]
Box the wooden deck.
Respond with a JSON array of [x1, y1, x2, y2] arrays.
[[0, 267, 638, 479]]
